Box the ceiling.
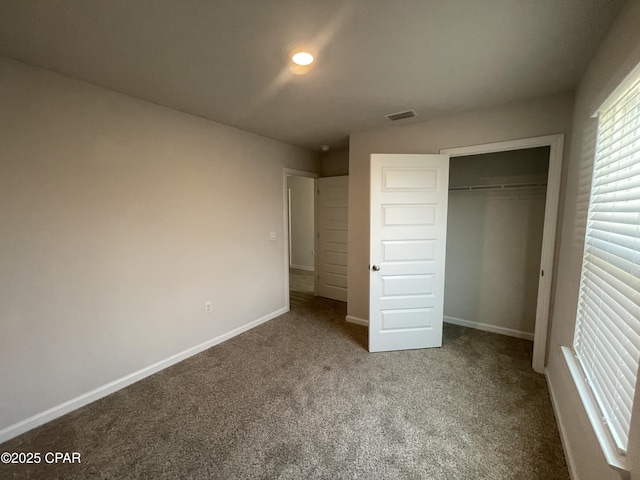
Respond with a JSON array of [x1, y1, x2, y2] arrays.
[[0, 0, 626, 150]]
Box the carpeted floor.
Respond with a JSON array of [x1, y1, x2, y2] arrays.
[[0, 296, 569, 479]]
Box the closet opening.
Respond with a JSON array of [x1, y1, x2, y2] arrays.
[[286, 172, 317, 309], [444, 146, 550, 348], [441, 134, 563, 372]]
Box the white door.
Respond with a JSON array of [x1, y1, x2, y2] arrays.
[[317, 176, 348, 302], [369, 154, 449, 352]]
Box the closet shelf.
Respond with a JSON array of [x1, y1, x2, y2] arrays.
[[449, 182, 547, 192]]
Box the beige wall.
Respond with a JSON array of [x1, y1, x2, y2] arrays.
[[448, 147, 549, 188], [347, 91, 575, 322], [546, 1, 640, 479], [287, 175, 315, 270], [445, 188, 546, 337], [321, 149, 349, 176], [0, 57, 319, 436]]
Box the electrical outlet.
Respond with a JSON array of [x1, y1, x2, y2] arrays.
[[204, 300, 213, 313], [269, 231, 277, 241]]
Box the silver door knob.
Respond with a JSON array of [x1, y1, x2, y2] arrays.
[[372, 265, 380, 271]]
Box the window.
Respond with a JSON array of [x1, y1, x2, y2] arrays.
[[572, 67, 640, 457]]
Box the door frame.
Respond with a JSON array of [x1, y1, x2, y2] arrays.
[[440, 134, 564, 373], [283, 168, 320, 311]]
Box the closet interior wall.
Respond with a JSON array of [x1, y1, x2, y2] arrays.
[[444, 147, 550, 340]]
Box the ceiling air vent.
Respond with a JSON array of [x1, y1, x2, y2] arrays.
[[384, 109, 417, 122]]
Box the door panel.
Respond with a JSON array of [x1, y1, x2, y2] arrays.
[[369, 154, 449, 352], [317, 176, 349, 302]]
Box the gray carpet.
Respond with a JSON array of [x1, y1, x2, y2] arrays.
[[0, 297, 568, 479]]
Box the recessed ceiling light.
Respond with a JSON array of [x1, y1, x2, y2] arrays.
[[292, 51, 314, 66]]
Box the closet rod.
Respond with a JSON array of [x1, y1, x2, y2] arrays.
[[449, 182, 547, 192]]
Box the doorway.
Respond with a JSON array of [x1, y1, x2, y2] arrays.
[[441, 134, 564, 372], [444, 147, 549, 339], [369, 134, 564, 373], [284, 170, 318, 309], [283, 168, 350, 311]]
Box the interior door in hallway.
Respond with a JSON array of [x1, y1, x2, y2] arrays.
[[369, 154, 450, 352], [317, 176, 348, 302]]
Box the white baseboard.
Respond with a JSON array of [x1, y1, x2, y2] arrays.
[[289, 264, 314, 272], [344, 314, 532, 340], [0, 306, 288, 445], [346, 315, 369, 326], [545, 367, 579, 480], [443, 315, 534, 341]]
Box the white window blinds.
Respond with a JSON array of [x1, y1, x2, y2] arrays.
[[573, 74, 640, 454]]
